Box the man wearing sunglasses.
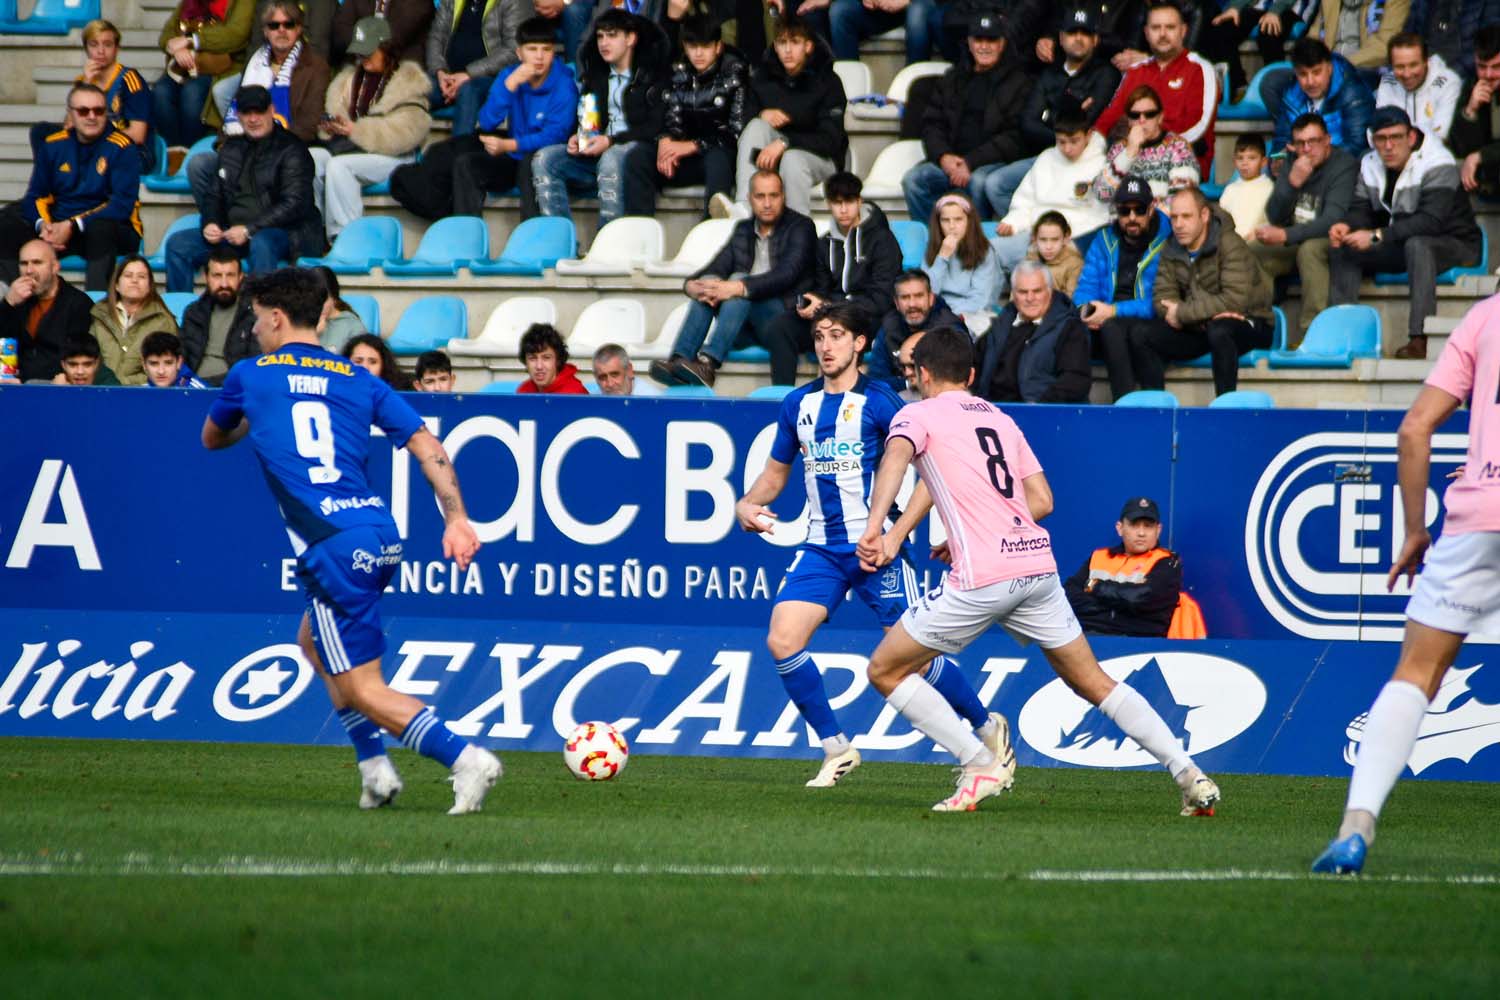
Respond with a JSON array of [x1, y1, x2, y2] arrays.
[[0, 82, 142, 292], [1073, 175, 1171, 400]]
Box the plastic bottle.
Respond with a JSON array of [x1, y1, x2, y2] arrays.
[[577, 93, 600, 147], [0, 338, 18, 383]]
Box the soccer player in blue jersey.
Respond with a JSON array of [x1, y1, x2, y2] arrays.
[[734, 303, 1009, 787], [201, 268, 502, 815]]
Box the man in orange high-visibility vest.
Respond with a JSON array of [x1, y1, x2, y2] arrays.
[[1063, 495, 1182, 637]]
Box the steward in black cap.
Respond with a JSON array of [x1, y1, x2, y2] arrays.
[[1063, 495, 1183, 636]]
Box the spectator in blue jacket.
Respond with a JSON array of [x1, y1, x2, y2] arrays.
[[1268, 37, 1377, 155], [1072, 175, 1171, 400]]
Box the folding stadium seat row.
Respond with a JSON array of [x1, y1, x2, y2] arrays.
[[0, 0, 99, 34]]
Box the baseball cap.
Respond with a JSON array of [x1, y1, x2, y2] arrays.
[[1120, 497, 1161, 522], [1369, 105, 1413, 133], [234, 85, 272, 113], [1113, 175, 1153, 208], [1061, 6, 1100, 33], [968, 12, 1005, 38], [346, 15, 391, 57]]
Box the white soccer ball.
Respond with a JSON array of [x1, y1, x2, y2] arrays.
[[563, 720, 630, 781]]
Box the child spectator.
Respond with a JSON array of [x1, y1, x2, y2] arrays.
[[414, 350, 455, 391], [1027, 211, 1085, 298], [89, 255, 178, 387], [518, 323, 588, 394], [343, 332, 410, 389], [52, 332, 120, 385], [1220, 134, 1275, 241], [922, 192, 1001, 329], [141, 331, 207, 387]]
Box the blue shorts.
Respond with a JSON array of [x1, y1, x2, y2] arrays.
[[296, 524, 403, 673], [775, 543, 917, 626]]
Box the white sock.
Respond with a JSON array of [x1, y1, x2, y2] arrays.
[[821, 734, 851, 757], [1099, 683, 1195, 779], [888, 675, 989, 765], [1345, 680, 1429, 827], [976, 715, 998, 743]]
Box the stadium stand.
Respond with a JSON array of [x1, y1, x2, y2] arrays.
[[470, 217, 576, 277], [386, 296, 466, 355], [298, 216, 405, 274], [382, 215, 489, 277], [554, 217, 665, 277]]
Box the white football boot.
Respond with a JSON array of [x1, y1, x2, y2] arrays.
[[979, 712, 1018, 786], [932, 751, 1014, 812], [805, 746, 862, 787], [448, 746, 503, 815], [358, 755, 404, 810], [1180, 773, 1221, 817]]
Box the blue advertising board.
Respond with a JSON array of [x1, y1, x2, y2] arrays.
[[2, 388, 1493, 780]]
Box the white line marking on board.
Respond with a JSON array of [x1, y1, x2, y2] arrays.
[[1, 855, 1497, 886]]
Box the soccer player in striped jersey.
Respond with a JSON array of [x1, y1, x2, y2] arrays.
[[857, 326, 1222, 813], [735, 303, 1002, 787], [201, 268, 502, 815]]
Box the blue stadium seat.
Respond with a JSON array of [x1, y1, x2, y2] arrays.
[[981, 220, 997, 240], [142, 135, 215, 193], [476, 380, 521, 394], [1374, 228, 1489, 286], [1181, 305, 1286, 368], [1267, 304, 1381, 368], [382, 216, 488, 276], [145, 214, 202, 272], [1218, 61, 1289, 120], [746, 384, 794, 401], [1210, 389, 1275, 408], [470, 216, 577, 276], [141, 134, 169, 180], [1115, 389, 1179, 407], [890, 220, 928, 270], [297, 216, 403, 273], [726, 346, 771, 363], [86, 289, 106, 302], [343, 293, 380, 335], [0, 0, 98, 33], [162, 291, 198, 326], [386, 296, 466, 355], [663, 383, 716, 397], [1199, 146, 1226, 200]]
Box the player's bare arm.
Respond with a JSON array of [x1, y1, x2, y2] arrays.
[[1023, 471, 1054, 522], [200, 415, 251, 450], [736, 457, 792, 533], [406, 427, 481, 571], [856, 437, 915, 567], [861, 478, 932, 572], [1389, 385, 1463, 589]]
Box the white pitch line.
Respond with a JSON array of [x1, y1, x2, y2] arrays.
[[0, 856, 1497, 886]]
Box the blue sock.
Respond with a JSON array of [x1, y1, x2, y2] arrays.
[[337, 707, 387, 762], [774, 650, 842, 741], [924, 656, 988, 729], [399, 706, 467, 768]]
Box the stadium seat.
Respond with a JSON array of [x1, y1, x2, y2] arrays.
[[832, 60, 873, 101], [343, 293, 380, 335], [142, 135, 216, 193], [1210, 390, 1275, 408], [141, 134, 169, 181], [0, 0, 99, 34], [475, 380, 521, 394], [663, 383, 716, 397], [386, 296, 466, 355], [811, 146, 863, 202], [643, 218, 736, 278], [1267, 304, 1381, 368], [1218, 61, 1289, 120], [1199, 147, 1226, 200], [297, 216, 403, 273], [145, 214, 202, 272], [1180, 305, 1286, 369], [569, 298, 648, 354], [448, 296, 557, 358], [162, 292, 198, 326], [850, 61, 950, 121], [555, 217, 665, 276], [638, 301, 690, 361], [86, 289, 106, 302], [382, 216, 488, 276], [746, 384, 794, 400], [470, 216, 576, 276], [859, 140, 926, 201], [890, 219, 928, 270], [1374, 228, 1489, 286], [1115, 389, 1179, 407]]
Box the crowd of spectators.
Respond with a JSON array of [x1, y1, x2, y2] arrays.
[[2, 0, 1498, 394]]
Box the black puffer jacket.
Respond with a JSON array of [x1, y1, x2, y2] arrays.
[[689, 208, 818, 308], [179, 293, 259, 383], [921, 51, 1033, 169], [746, 33, 848, 167], [209, 124, 326, 258], [662, 46, 750, 151], [1018, 53, 1121, 154], [577, 12, 670, 147], [804, 203, 904, 322]]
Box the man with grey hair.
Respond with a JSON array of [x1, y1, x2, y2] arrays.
[[591, 343, 662, 396], [974, 259, 1091, 403]]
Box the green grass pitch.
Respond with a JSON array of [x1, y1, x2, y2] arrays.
[[1, 738, 1497, 997]]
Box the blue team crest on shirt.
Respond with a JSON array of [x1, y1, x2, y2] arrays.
[[878, 564, 903, 599]]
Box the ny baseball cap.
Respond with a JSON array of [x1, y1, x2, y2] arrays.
[[1113, 174, 1154, 208], [346, 15, 391, 57], [1120, 497, 1161, 522], [968, 12, 1006, 38], [1062, 6, 1100, 33]]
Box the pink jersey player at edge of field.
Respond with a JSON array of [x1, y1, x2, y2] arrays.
[[1425, 296, 1500, 535]]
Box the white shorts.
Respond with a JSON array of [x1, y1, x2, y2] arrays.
[[901, 572, 1083, 654], [1406, 531, 1500, 637]]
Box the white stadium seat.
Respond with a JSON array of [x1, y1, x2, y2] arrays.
[[851, 61, 951, 121], [643, 218, 737, 278], [859, 140, 926, 200], [569, 298, 649, 353], [447, 297, 557, 357], [832, 60, 873, 100], [636, 301, 691, 361], [554, 217, 666, 276]]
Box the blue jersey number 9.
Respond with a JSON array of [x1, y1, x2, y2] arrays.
[[291, 401, 343, 484]]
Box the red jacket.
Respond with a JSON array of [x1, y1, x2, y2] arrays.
[[519, 362, 589, 395], [1093, 49, 1217, 178]]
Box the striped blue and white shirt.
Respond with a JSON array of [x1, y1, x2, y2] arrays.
[[770, 374, 907, 546]]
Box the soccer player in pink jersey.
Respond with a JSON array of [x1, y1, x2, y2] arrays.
[[856, 326, 1223, 813], [1314, 298, 1500, 875]]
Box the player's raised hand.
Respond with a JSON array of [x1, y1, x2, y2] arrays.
[[735, 498, 776, 533], [443, 519, 481, 571], [855, 526, 887, 572], [930, 541, 951, 565], [1386, 529, 1430, 591]]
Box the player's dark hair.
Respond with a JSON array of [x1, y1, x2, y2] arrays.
[[1478, 25, 1500, 63], [516, 16, 556, 47], [1386, 31, 1427, 62], [519, 322, 569, 365], [823, 171, 862, 202], [814, 302, 871, 354], [244, 267, 325, 329], [679, 13, 721, 46], [911, 325, 974, 384], [1234, 133, 1266, 156], [1291, 37, 1332, 69], [60, 331, 102, 361], [415, 350, 452, 379], [140, 331, 183, 360], [1290, 112, 1328, 135]]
